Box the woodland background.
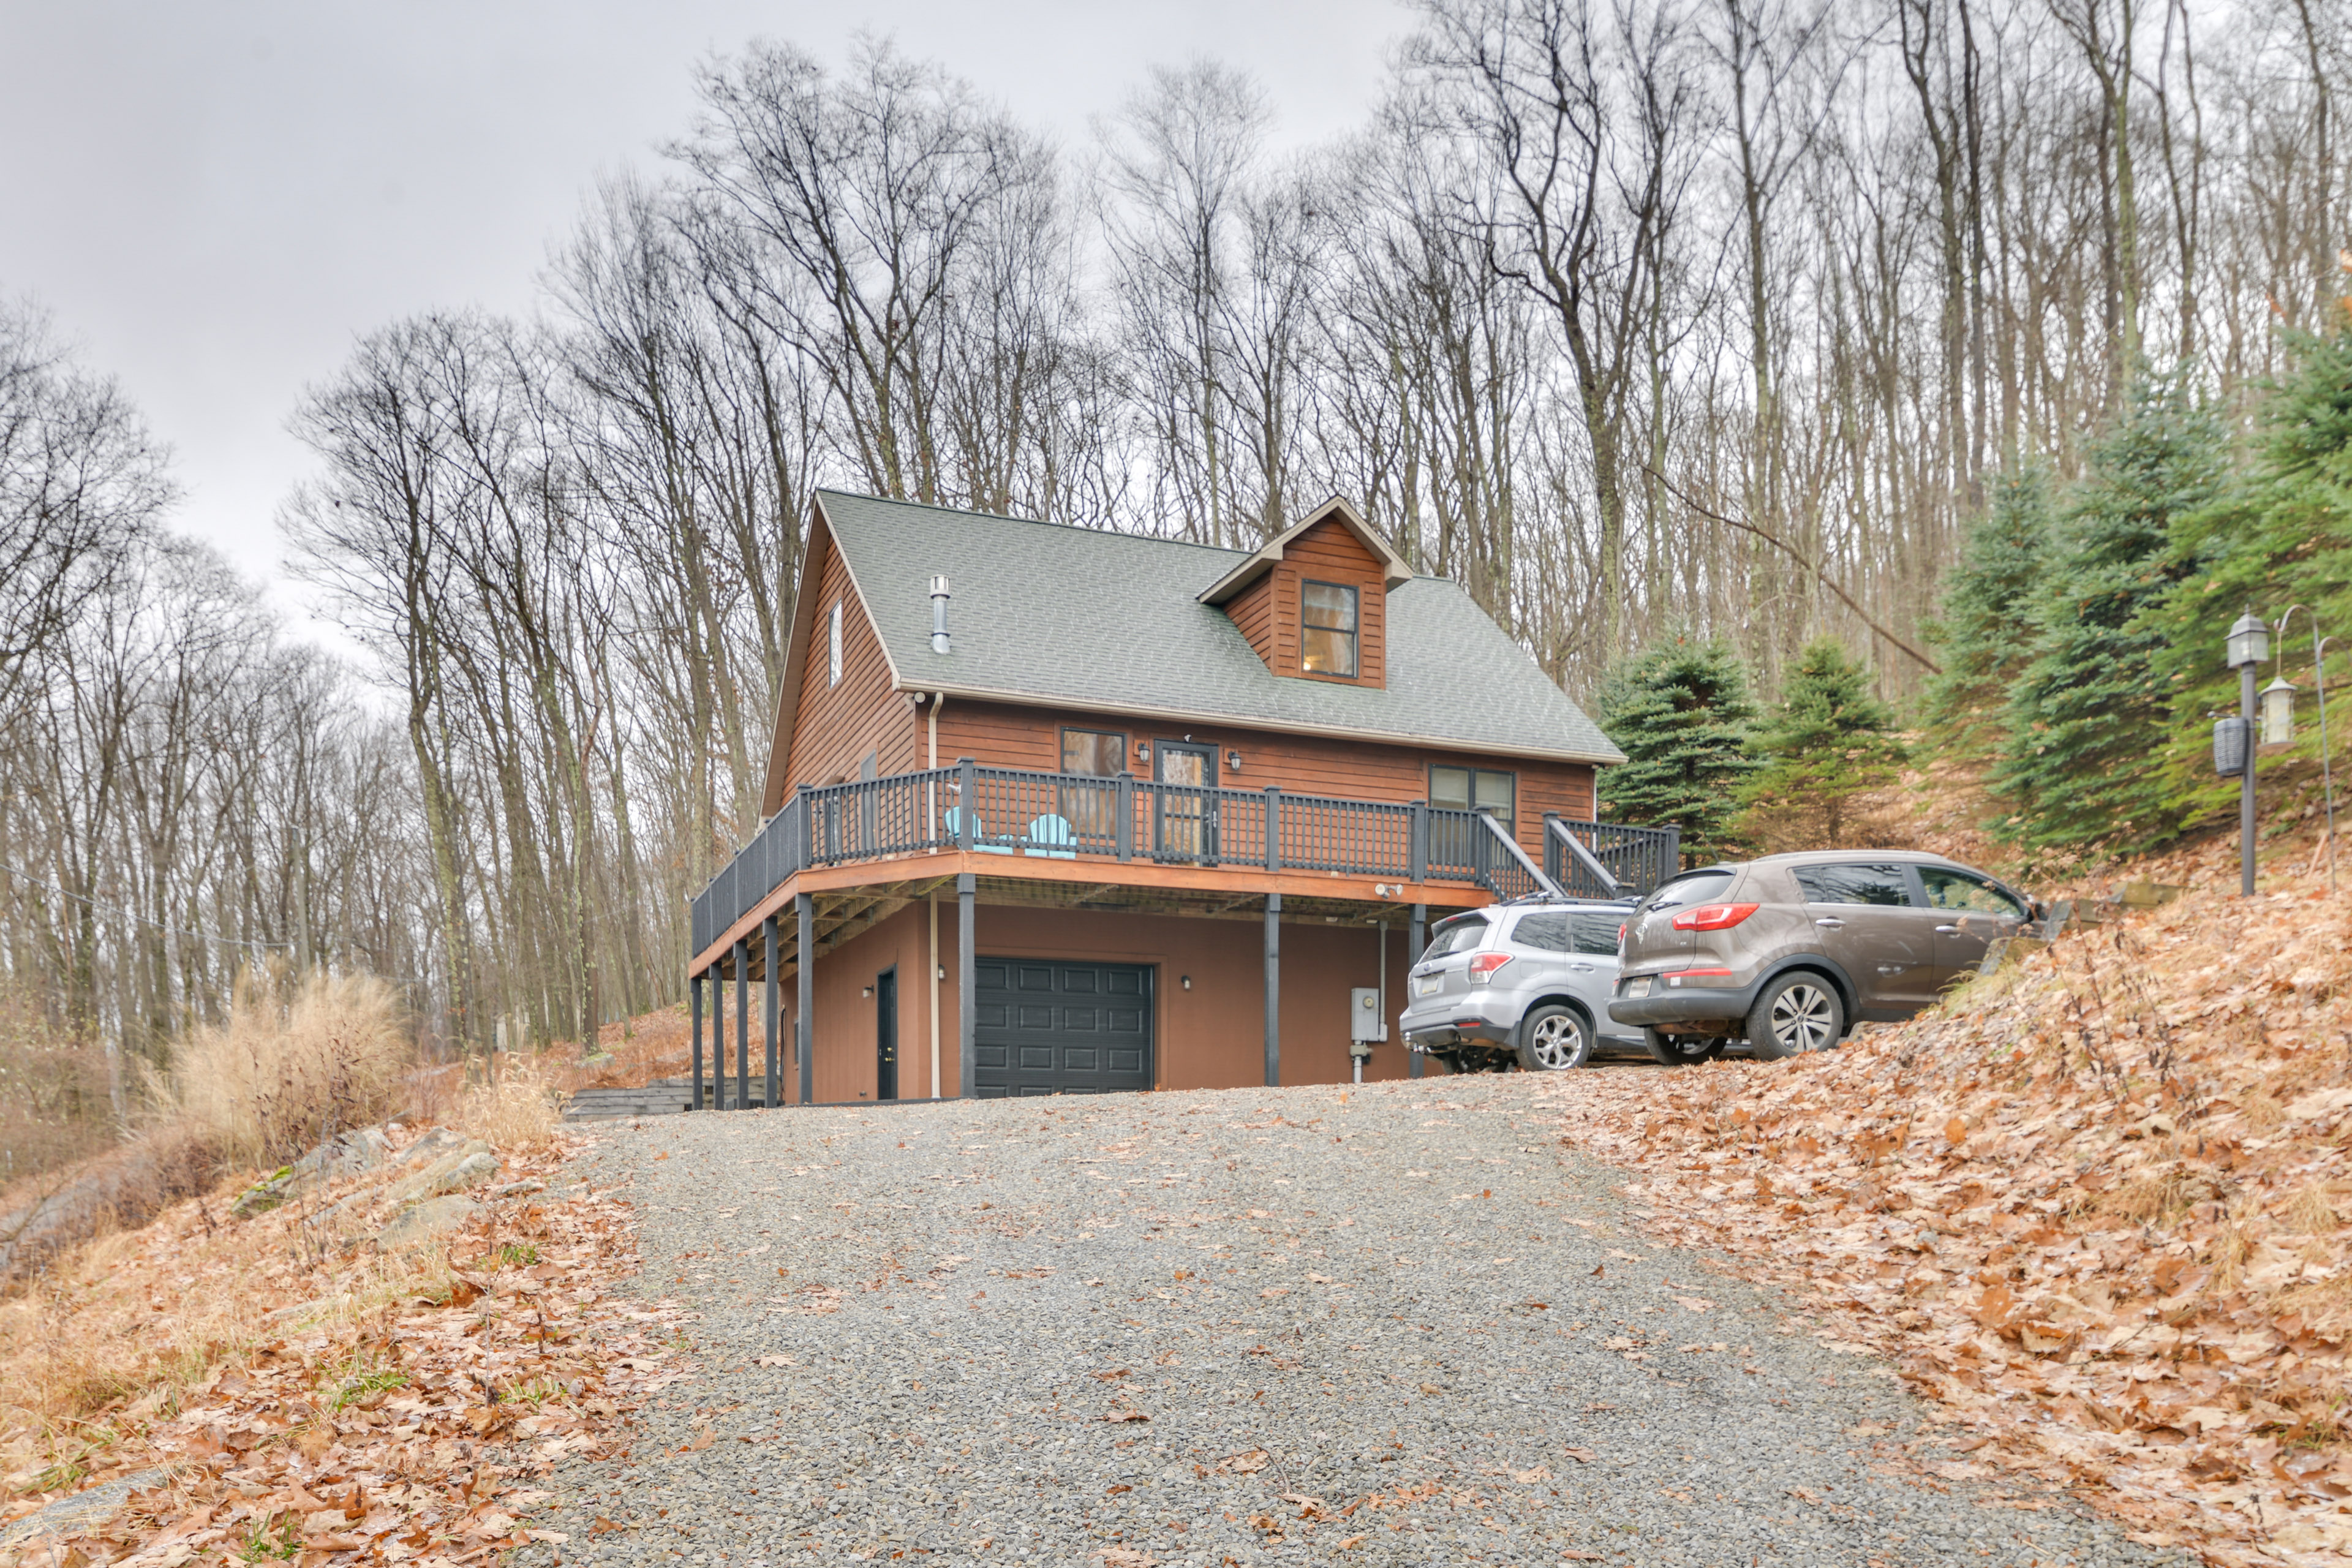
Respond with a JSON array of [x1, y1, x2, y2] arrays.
[[4, 0, 2350, 1172]]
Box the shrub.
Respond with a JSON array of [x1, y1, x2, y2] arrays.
[[460, 1057, 560, 1149], [169, 970, 409, 1169]]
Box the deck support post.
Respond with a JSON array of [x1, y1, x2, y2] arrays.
[[957, 758, 976, 850], [797, 892, 815, 1106], [1407, 903, 1426, 1079], [1115, 772, 1134, 862], [1264, 786, 1281, 873], [763, 915, 780, 1109], [957, 873, 977, 1098], [689, 968, 704, 1110], [711, 959, 726, 1109], [734, 938, 749, 1111], [1264, 892, 1281, 1088], [1409, 801, 1428, 884], [959, 870, 978, 1104]]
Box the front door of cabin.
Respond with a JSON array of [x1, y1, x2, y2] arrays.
[[1153, 742, 1218, 863], [875, 968, 898, 1101]]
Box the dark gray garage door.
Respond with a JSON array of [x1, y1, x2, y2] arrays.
[[973, 959, 1153, 1096]]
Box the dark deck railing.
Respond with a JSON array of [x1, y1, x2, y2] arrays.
[[689, 761, 1679, 957]]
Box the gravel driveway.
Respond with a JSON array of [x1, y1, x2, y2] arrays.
[[518, 1079, 2187, 1567]]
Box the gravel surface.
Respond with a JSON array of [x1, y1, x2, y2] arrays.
[[515, 1078, 2193, 1567]]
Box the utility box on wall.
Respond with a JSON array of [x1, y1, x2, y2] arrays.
[[1349, 987, 1387, 1043]]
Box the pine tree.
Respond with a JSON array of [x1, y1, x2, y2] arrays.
[[1735, 638, 1906, 849], [2147, 309, 2352, 821], [1923, 466, 2054, 766], [1996, 369, 2226, 854], [1593, 637, 1760, 860]]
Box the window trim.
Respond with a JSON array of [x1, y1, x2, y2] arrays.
[[1427, 763, 1517, 828], [827, 600, 844, 688], [1300, 578, 1360, 679], [1058, 726, 1129, 778]]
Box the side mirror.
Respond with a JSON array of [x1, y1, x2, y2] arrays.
[[2028, 899, 2048, 922]]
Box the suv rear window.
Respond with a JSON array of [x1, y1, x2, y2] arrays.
[[1642, 869, 1736, 913], [1794, 864, 1915, 906], [1511, 912, 1571, 952], [1570, 912, 1623, 956], [1423, 916, 1489, 959]]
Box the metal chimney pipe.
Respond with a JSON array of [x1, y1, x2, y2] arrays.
[[929, 576, 951, 654]]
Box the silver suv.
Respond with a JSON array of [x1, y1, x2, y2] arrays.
[[1400, 898, 1642, 1072], [1608, 851, 2037, 1065]]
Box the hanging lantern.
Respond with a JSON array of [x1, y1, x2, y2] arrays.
[[2214, 716, 2250, 777], [2228, 611, 2271, 669], [2261, 676, 2297, 744]]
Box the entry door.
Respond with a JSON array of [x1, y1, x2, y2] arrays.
[[875, 969, 899, 1101], [1153, 743, 1218, 862], [973, 959, 1153, 1096]]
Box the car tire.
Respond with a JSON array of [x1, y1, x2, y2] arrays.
[[1515, 1005, 1593, 1071], [1428, 1050, 1462, 1076], [1747, 973, 1845, 1060], [1642, 1027, 1721, 1067]]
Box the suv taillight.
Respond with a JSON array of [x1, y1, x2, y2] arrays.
[[1671, 902, 1760, 932], [1468, 951, 1514, 981]]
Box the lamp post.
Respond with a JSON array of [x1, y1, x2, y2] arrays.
[[2271, 606, 2339, 898], [2227, 611, 2269, 897]]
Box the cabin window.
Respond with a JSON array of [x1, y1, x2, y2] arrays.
[[1301, 581, 1359, 677], [1060, 728, 1127, 777], [1430, 765, 1514, 827], [827, 600, 843, 688]]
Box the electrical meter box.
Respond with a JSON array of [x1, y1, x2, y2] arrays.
[[1349, 987, 1387, 1043]]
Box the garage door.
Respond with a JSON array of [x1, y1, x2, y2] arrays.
[[973, 959, 1153, 1096]]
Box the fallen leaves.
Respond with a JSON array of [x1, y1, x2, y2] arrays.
[[0, 1127, 684, 1564], [1535, 841, 2352, 1568]]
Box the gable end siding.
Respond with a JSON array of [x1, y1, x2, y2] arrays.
[[786, 528, 918, 792]]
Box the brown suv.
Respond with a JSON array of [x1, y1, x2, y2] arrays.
[[1607, 851, 2037, 1064]]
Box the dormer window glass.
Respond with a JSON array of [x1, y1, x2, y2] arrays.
[[1302, 581, 1358, 677], [827, 600, 843, 687]]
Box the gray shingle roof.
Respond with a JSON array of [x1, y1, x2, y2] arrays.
[[815, 490, 1625, 766]]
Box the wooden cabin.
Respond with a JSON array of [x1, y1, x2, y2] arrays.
[[685, 490, 1668, 1104]]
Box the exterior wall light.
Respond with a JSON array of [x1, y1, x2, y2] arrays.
[[1226, 750, 1243, 772], [2261, 676, 2298, 744], [1134, 741, 1150, 763], [1181, 974, 1192, 990]]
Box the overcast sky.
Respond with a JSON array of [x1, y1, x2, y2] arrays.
[[0, 0, 1401, 632]]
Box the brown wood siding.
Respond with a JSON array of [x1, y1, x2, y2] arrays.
[[1227, 571, 1278, 670], [932, 698, 1596, 859], [786, 530, 918, 793], [809, 902, 1424, 1097]]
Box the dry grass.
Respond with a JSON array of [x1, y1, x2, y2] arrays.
[[459, 1056, 562, 1148], [166, 968, 408, 1169], [0, 985, 115, 1190]]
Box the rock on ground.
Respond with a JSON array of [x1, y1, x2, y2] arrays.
[[511, 1079, 2193, 1567], [375, 1194, 480, 1251], [0, 1468, 172, 1553]]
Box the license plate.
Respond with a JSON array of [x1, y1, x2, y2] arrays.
[[1415, 976, 1441, 997], [1624, 976, 1653, 997]]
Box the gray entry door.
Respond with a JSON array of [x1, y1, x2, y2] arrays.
[[973, 959, 1154, 1096]]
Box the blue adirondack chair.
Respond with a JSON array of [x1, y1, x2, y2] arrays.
[[1022, 813, 1078, 858], [941, 806, 1014, 853]]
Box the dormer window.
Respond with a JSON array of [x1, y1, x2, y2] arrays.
[[827, 600, 843, 687], [1302, 581, 1358, 677]]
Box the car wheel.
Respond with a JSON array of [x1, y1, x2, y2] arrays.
[[1515, 1005, 1593, 1071], [1643, 1028, 1721, 1067], [1747, 973, 1845, 1060]]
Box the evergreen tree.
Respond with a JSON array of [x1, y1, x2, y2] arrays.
[[1995, 369, 2226, 854], [1593, 637, 1760, 861], [1736, 638, 1907, 849], [2147, 309, 2352, 820], [1923, 466, 2054, 765]]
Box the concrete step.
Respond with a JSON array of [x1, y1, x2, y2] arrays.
[[559, 1078, 782, 1120]]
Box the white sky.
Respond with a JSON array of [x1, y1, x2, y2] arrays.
[[0, 0, 1401, 636]]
